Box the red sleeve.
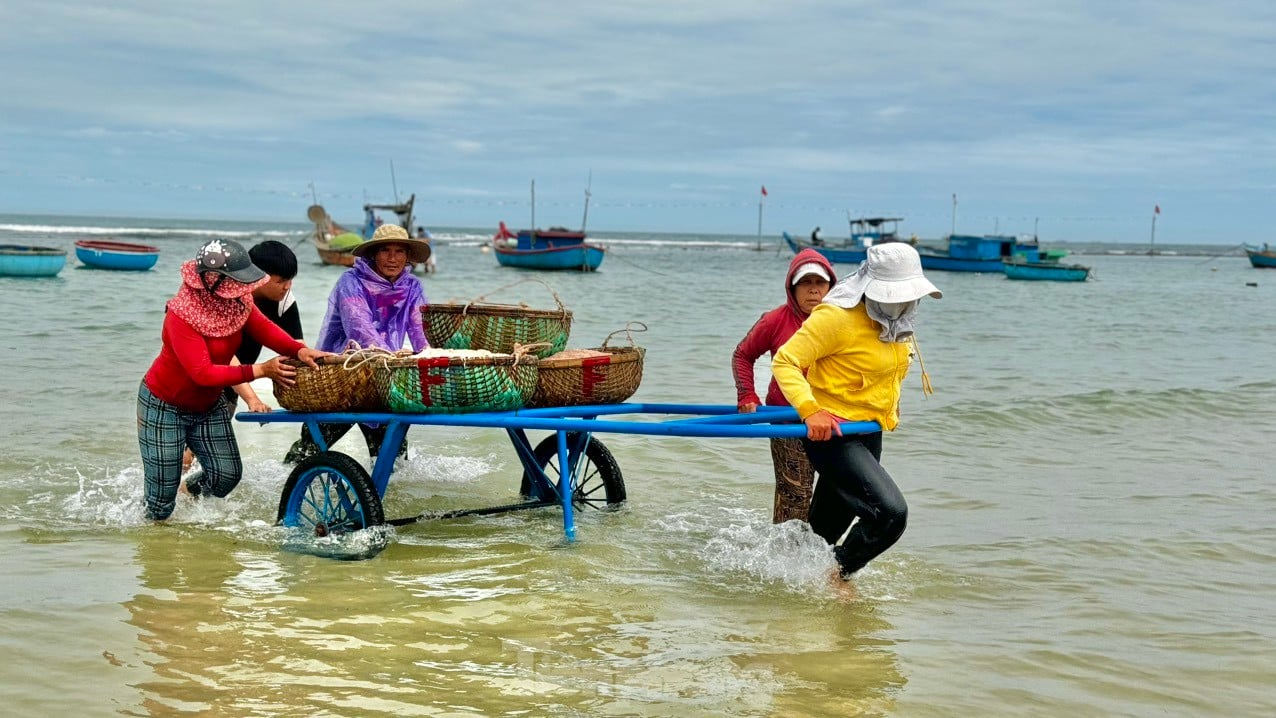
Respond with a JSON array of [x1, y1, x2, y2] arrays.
[[732, 311, 776, 406], [245, 307, 306, 358], [168, 313, 255, 387]]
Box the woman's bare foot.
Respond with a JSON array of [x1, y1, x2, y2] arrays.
[[829, 567, 858, 601]]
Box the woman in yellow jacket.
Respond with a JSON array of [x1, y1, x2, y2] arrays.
[[772, 243, 942, 578]]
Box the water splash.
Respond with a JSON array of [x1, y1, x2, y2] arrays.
[[654, 505, 839, 594], [279, 524, 393, 561]]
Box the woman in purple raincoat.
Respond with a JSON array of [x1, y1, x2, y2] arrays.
[[284, 224, 432, 464]]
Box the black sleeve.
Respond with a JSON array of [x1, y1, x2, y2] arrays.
[[235, 301, 304, 365], [278, 303, 304, 341]]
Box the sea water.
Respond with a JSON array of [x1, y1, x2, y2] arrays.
[[0, 214, 1273, 716]]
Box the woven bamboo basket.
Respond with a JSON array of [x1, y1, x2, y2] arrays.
[[527, 323, 647, 408], [272, 349, 398, 412], [375, 349, 540, 414], [421, 280, 571, 359]]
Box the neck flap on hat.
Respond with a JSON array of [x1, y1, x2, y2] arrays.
[[167, 261, 254, 337], [823, 263, 870, 308]]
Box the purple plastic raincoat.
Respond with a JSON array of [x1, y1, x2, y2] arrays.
[[317, 259, 429, 353]]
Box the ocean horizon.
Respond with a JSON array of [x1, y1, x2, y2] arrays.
[[0, 211, 1253, 258]]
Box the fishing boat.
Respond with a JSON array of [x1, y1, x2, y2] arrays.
[[1003, 257, 1091, 282], [1245, 244, 1276, 268], [307, 194, 417, 268], [782, 216, 908, 264], [917, 234, 1042, 273], [493, 178, 604, 271], [73, 240, 160, 270], [0, 245, 68, 277], [492, 222, 605, 271]]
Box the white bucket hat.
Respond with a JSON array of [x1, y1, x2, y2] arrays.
[[824, 243, 942, 308]]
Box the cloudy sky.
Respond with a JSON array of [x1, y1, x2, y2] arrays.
[[1, 0, 1273, 243]]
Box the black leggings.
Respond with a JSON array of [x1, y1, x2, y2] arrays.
[[803, 432, 907, 577]]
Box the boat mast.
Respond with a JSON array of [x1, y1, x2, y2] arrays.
[[1149, 206, 1158, 256], [581, 171, 593, 233], [756, 187, 765, 251], [530, 179, 536, 237]]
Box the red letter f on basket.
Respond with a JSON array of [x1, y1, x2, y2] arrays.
[[415, 358, 450, 407]]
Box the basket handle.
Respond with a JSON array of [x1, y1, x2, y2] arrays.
[[600, 321, 648, 349], [461, 278, 567, 318]]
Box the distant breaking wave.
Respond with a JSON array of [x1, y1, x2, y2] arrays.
[[1, 223, 758, 250], [429, 233, 760, 250], [0, 223, 298, 240]]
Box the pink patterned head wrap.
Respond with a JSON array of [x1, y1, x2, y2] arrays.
[[166, 260, 268, 337]]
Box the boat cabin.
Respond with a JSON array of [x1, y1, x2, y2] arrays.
[[515, 227, 587, 250], [360, 195, 416, 240], [848, 217, 905, 248], [947, 234, 1041, 262]]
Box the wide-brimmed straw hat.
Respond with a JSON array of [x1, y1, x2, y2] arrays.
[[824, 243, 942, 308], [352, 224, 432, 264]]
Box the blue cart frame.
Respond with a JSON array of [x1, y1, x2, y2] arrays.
[[238, 403, 878, 542]]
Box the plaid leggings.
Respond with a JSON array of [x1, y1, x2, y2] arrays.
[[137, 382, 242, 520]]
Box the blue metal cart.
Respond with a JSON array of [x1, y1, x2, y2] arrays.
[[237, 403, 878, 543]]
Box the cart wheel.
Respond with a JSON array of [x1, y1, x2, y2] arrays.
[[521, 433, 626, 509], [278, 451, 385, 535]]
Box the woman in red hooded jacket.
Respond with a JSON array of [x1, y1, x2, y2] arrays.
[[732, 248, 836, 523]]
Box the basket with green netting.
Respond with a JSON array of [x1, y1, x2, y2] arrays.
[[420, 279, 571, 359], [374, 349, 541, 414]]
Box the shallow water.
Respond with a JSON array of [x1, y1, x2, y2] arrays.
[[1, 216, 1274, 716]]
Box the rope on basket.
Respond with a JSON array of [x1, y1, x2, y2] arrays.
[[512, 342, 553, 361], [458, 277, 567, 318], [600, 321, 648, 349], [338, 341, 405, 372]]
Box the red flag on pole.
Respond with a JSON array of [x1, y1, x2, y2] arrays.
[[1154, 204, 1161, 214], [760, 185, 768, 197]]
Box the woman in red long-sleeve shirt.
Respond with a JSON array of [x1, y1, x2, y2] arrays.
[[732, 248, 835, 523], [138, 239, 328, 520]]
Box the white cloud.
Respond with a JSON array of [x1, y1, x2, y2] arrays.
[[1, 0, 1274, 239]]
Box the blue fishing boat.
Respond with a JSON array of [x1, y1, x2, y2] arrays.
[[1245, 244, 1276, 268], [492, 223, 605, 271], [918, 234, 1042, 273], [782, 216, 907, 264], [74, 240, 160, 271], [1003, 257, 1091, 282], [0, 245, 68, 277]]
